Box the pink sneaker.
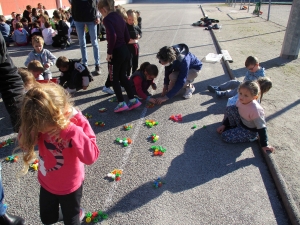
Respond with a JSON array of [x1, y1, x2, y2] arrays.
[[128, 98, 142, 110], [114, 102, 129, 113]]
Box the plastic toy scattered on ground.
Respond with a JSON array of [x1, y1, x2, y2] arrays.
[[29, 159, 39, 171], [0, 139, 14, 148], [85, 211, 108, 223], [95, 121, 105, 127], [153, 177, 165, 188], [5, 155, 18, 162], [151, 145, 166, 156], [169, 114, 182, 122], [203, 125, 207, 128], [107, 169, 123, 181], [123, 124, 133, 130], [108, 96, 118, 102], [84, 113, 92, 119], [115, 137, 133, 147], [146, 102, 155, 108], [145, 119, 158, 128], [99, 108, 107, 113], [192, 125, 197, 129], [149, 133, 159, 142]]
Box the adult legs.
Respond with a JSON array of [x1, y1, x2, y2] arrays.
[[86, 21, 100, 66], [74, 21, 87, 65], [168, 69, 199, 94]]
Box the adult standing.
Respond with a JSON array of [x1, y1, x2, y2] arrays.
[[70, 0, 101, 75]]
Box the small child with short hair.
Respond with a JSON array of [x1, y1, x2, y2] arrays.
[[56, 56, 93, 93], [27, 60, 45, 80], [130, 62, 158, 103], [207, 56, 265, 98], [0, 15, 11, 47], [42, 21, 56, 45], [25, 36, 56, 80], [12, 22, 29, 46], [18, 67, 39, 90]]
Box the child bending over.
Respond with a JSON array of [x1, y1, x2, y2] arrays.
[[24, 36, 56, 80], [18, 83, 100, 224], [217, 80, 275, 153], [56, 56, 93, 94], [130, 62, 158, 103], [208, 56, 265, 98]]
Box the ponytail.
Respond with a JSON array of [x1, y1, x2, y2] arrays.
[[257, 77, 272, 102]]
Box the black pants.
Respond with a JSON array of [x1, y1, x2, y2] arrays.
[[2, 94, 23, 132], [40, 184, 82, 225], [127, 44, 139, 77], [111, 45, 134, 102]]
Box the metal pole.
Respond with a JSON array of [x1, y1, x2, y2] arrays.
[[247, 0, 250, 13], [234, 0, 236, 7], [240, 0, 242, 9], [267, 0, 271, 20]]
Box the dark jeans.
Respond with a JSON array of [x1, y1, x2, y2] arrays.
[[127, 43, 139, 77], [111, 45, 134, 102], [40, 184, 82, 225]]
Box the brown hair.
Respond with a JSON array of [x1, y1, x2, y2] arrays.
[[257, 77, 272, 102], [156, 46, 177, 63], [238, 80, 260, 98], [18, 68, 38, 90], [16, 22, 23, 29], [56, 56, 70, 68], [31, 35, 44, 45], [245, 56, 259, 67], [126, 9, 137, 25], [98, 0, 115, 12], [0, 15, 6, 22], [27, 60, 44, 73]]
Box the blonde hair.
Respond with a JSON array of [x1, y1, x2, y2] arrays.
[[27, 60, 44, 73], [238, 80, 260, 98], [18, 68, 39, 90], [126, 9, 137, 26], [32, 35, 44, 46], [98, 0, 115, 12], [18, 83, 73, 175], [115, 5, 127, 21]]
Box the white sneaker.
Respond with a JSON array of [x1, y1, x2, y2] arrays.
[[79, 208, 85, 221], [66, 87, 77, 94], [102, 86, 115, 95], [183, 85, 195, 99]]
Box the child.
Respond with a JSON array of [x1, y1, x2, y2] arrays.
[[207, 56, 265, 98], [38, 13, 49, 31], [130, 62, 158, 103], [18, 67, 39, 90], [30, 8, 39, 23], [42, 21, 56, 45], [98, 0, 141, 112], [217, 80, 275, 153], [18, 83, 99, 224], [0, 15, 11, 47], [12, 22, 29, 46], [20, 17, 30, 34], [136, 10, 142, 30], [12, 14, 21, 30], [25, 36, 56, 80], [52, 12, 69, 49], [56, 56, 93, 93], [126, 9, 142, 77], [31, 22, 42, 39], [227, 76, 272, 106], [27, 60, 45, 80]]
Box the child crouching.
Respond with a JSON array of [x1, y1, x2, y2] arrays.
[[56, 56, 93, 93]]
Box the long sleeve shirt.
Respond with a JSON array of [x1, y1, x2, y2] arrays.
[[24, 49, 57, 73]]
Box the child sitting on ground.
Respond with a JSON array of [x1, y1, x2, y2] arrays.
[[55, 56, 93, 93], [27, 60, 45, 80], [42, 21, 56, 46], [0, 15, 11, 47], [52, 12, 69, 49], [217, 80, 275, 153], [207, 56, 265, 98], [24, 36, 56, 80], [12, 22, 29, 46], [130, 62, 158, 103]]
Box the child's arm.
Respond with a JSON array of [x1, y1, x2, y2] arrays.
[[133, 76, 148, 100], [45, 49, 57, 68], [24, 52, 34, 67]]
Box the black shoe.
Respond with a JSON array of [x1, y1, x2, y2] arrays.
[[95, 65, 101, 76], [0, 213, 25, 225], [207, 85, 220, 93]]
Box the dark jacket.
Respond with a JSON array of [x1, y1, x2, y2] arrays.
[[71, 0, 98, 22], [164, 43, 202, 99], [130, 70, 153, 100]]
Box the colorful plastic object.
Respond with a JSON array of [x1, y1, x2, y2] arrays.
[[107, 169, 123, 181], [123, 124, 133, 130], [150, 133, 159, 142], [99, 108, 107, 113], [145, 119, 158, 128], [85, 210, 108, 223], [5, 155, 18, 162], [115, 137, 133, 147], [150, 145, 166, 156], [153, 177, 165, 188], [192, 125, 197, 129], [95, 121, 105, 127], [0, 139, 14, 148], [169, 114, 182, 122], [108, 96, 118, 102], [84, 113, 92, 119], [146, 102, 155, 108], [29, 159, 39, 171]]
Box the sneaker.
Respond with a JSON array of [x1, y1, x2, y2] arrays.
[[121, 86, 125, 92], [128, 98, 142, 110], [216, 91, 226, 98], [114, 102, 129, 112], [183, 85, 195, 99], [102, 86, 115, 95], [66, 87, 77, 94], [207, 85, 220, 93], [95, 65, 101, 75], [79, 208, 85, 221]]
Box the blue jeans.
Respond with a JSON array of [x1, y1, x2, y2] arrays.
[[74, 21, 100, 66], [0, 163, 7, 216]]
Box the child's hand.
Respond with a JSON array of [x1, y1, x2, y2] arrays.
[[151, 83, 157, 90], [161, 86, 168, 96], [156, 96, 168, 105], [106, 54, 112, 62], [262, 145, 275, 153], [216, 125, 225, 134], [82, 86, 88, 90], [148, 98, 156, 104], [44, 63, 50, 69]]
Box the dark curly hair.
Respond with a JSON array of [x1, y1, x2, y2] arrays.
[[156, 46, 177, 63]]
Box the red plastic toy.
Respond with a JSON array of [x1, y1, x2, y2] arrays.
[[169, 114, 182, 122]]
